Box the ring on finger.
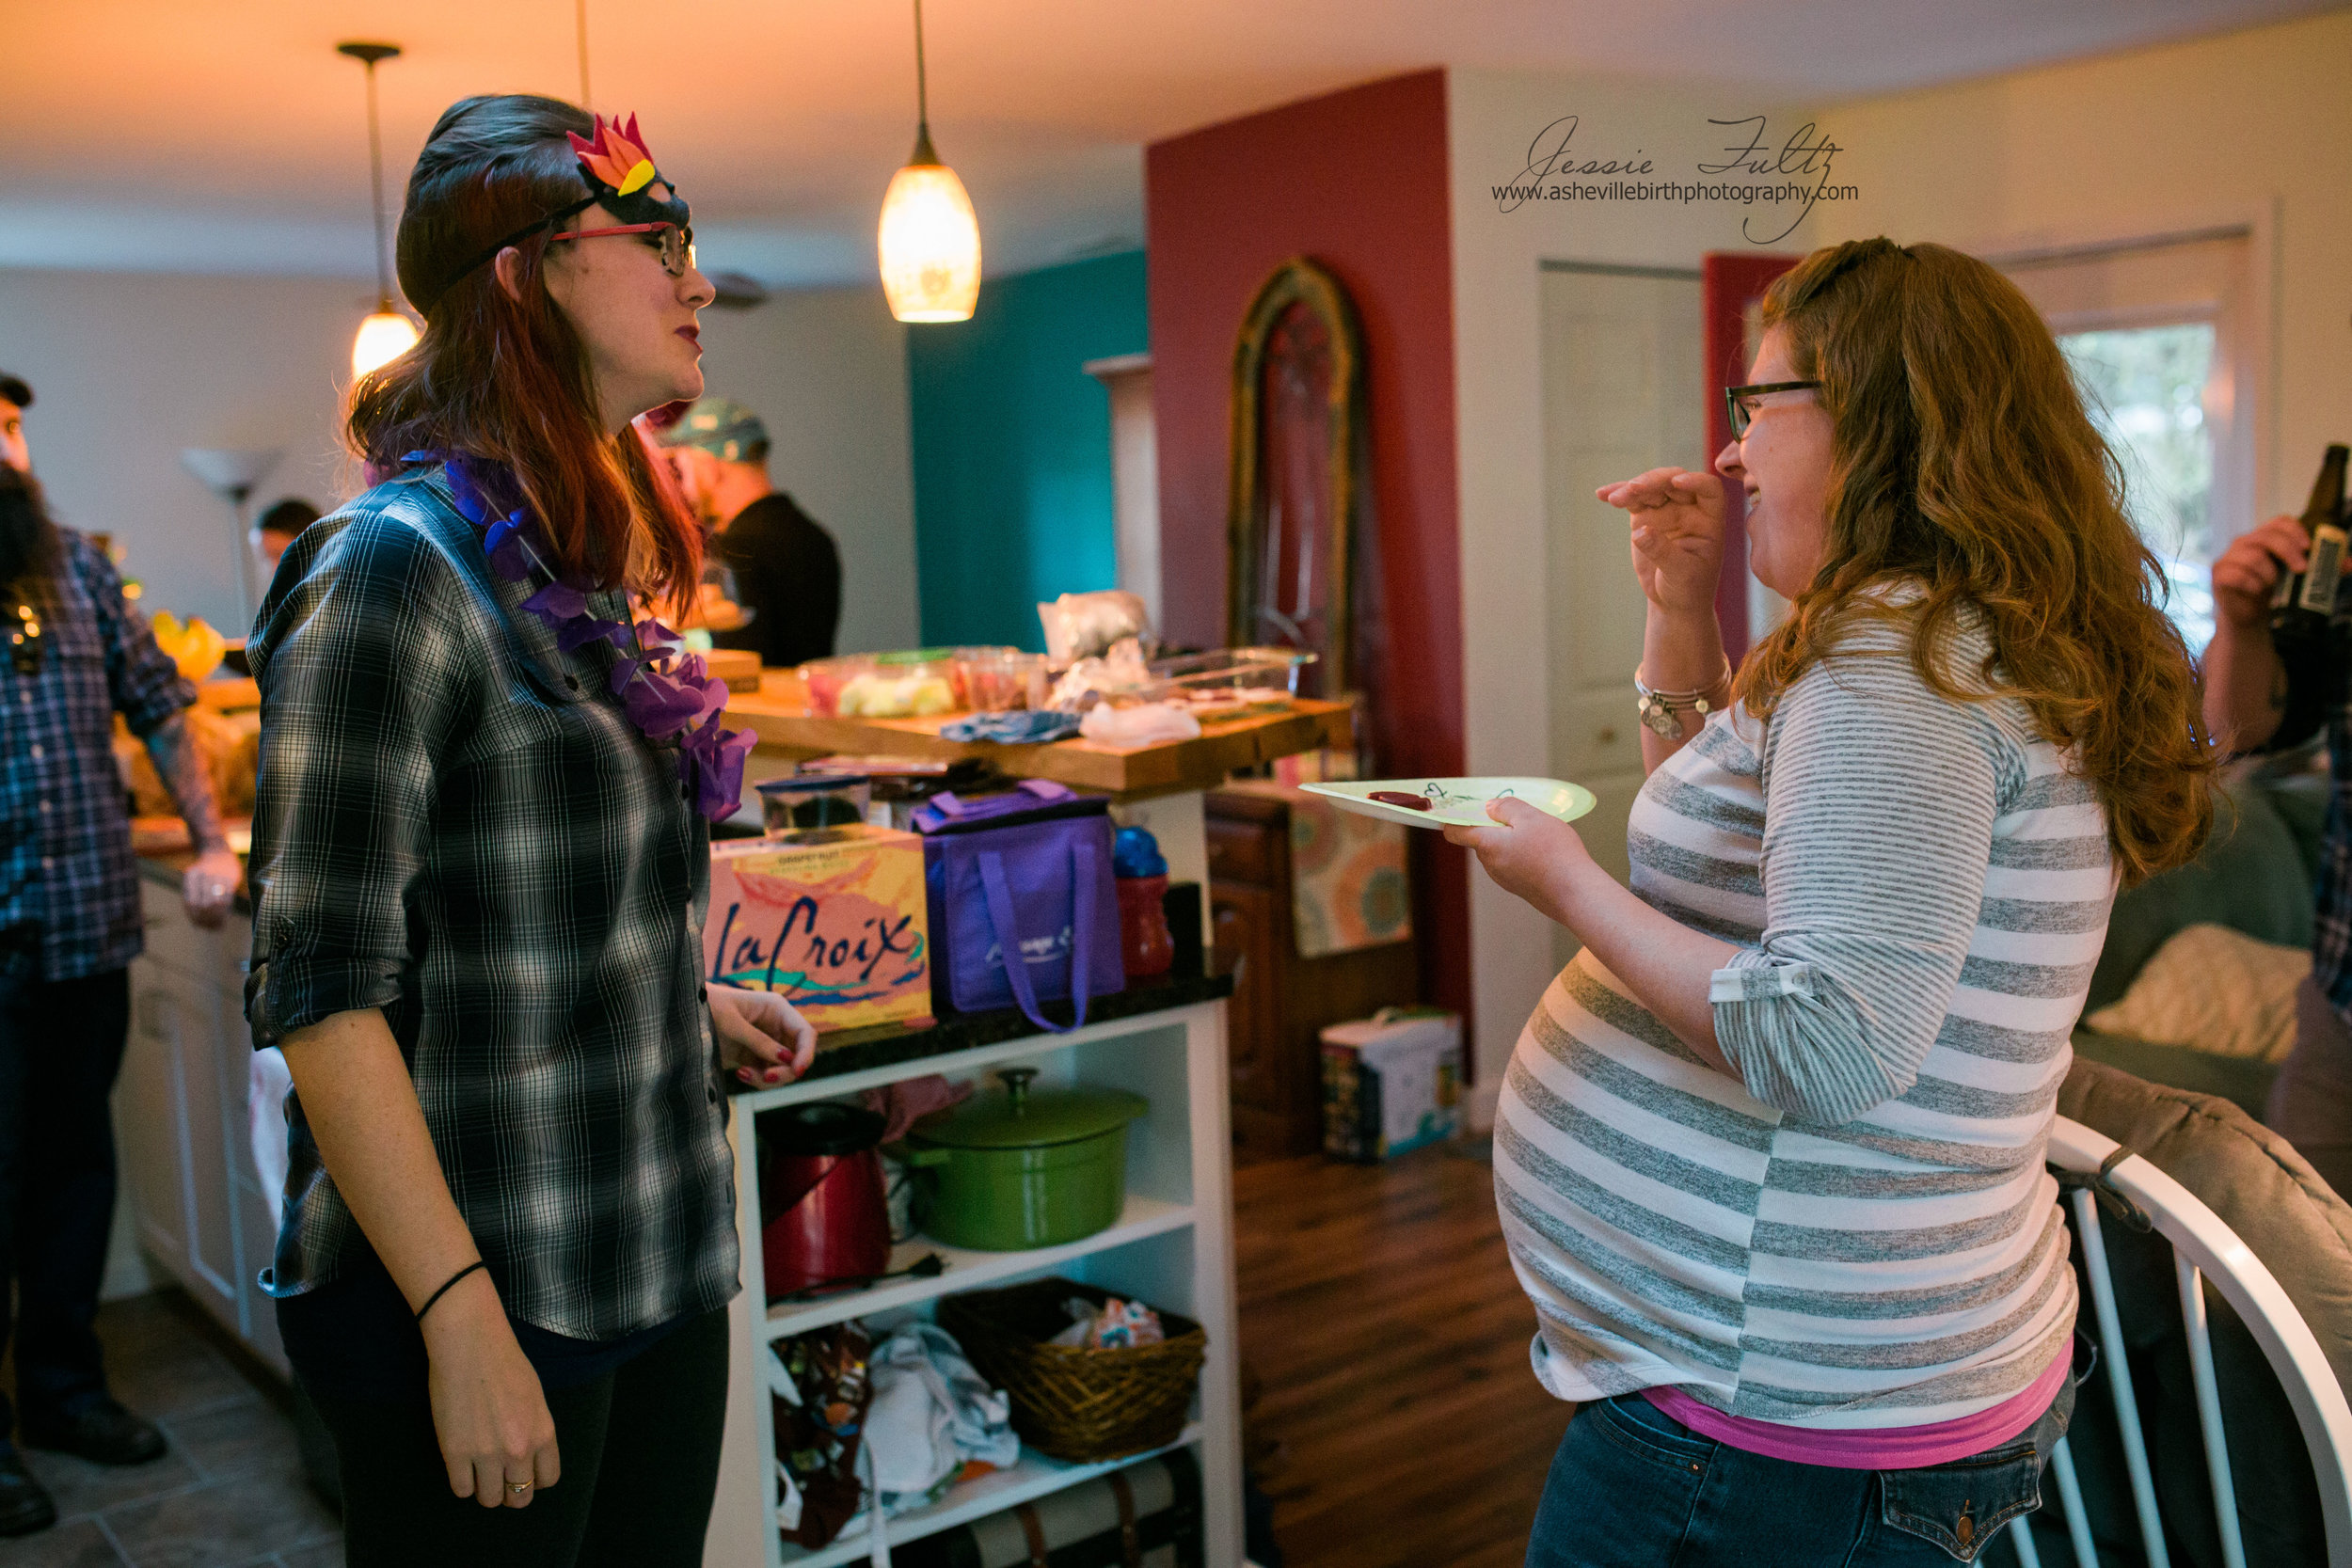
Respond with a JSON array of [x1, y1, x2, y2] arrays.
[[509, 1481, 532, 1495]]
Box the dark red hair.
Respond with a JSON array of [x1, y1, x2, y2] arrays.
[[345, 93, 700, 610]]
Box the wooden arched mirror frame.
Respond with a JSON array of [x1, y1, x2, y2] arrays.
[[1226, 257, 1367, 698]]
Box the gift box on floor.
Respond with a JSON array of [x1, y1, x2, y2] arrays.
[[1321, 1008, 1461, 1163], [706, 825, 932, 1032], [892, 1448, 1202, 1568]]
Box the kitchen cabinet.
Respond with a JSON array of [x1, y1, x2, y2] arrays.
[[1205, 788, 1421, 1164], [705, 986, 1244, 1568], [121, 873, 287, 1376]]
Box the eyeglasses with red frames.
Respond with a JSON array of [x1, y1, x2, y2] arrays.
[[548, 222, 697, 279]]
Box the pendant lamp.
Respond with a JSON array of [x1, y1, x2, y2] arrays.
[[878, 0, 980, 323], [339, 41, 420, 376]]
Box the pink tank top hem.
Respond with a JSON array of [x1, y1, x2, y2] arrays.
[[1637, 1350, 2068, 1470]]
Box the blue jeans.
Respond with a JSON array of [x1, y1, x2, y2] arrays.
[[1527, 1375, 2074, 1567]]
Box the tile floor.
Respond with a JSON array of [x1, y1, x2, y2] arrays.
[[0, 1291, 339, 1568]]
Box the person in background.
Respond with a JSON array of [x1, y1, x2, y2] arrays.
[[251, 498, 323, 578], [654, 397, 841, 668], [2204, 511, 2352, 1194], [1447, 241, 2213, 1566], [0, 372, 240, 1537]]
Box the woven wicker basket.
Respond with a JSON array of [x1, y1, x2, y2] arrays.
[[938, 1276, 1206, 1464]]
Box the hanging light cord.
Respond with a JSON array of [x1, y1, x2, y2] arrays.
[[909, 0, 939, 163], [363, 58, 393, 309], [914, 0, 929, 133], [577, 0, 592, 109]]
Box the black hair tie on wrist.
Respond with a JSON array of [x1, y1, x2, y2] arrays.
[[416, 1260, 489, 1323]]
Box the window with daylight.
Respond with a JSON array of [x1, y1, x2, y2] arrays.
[[2061, 324, 2218, 650], [1996, 228, 2257, 657]]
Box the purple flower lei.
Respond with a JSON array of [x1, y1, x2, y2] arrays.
[[418, 452, 755, 821]]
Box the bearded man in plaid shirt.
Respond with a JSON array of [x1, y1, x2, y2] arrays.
[[0, 372, 240, 1537]]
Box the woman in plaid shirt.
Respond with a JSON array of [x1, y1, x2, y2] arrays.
[[244, 95, 813, 1566]]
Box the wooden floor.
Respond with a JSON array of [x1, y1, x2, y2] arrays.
[[1233, 1142, 1567, 1568]]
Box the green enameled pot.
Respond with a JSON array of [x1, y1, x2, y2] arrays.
[[897, 1068, 1148, 1251]]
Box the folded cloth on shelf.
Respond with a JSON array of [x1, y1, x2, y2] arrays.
[[858, 1322, 1021, 1513], [940, 709, 1082, 744]]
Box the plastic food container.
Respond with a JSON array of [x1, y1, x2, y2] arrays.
[[962, 648, 1053, 712], [1139, 647, 1317, 701], [756, 774, 873, 837], [831, 649, 961, 718], [796, 655, 878, 716]]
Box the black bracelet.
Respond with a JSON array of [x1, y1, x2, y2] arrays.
[[415, 1260, 488, 1323]]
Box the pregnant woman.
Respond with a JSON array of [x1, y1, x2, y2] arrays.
[[245, 96, 816, 1566], [1450, 238, 2213, 1565]]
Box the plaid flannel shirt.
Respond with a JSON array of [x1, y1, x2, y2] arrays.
[[1, 529, 196, 980], [244, 465, 739, 1340], [2318, 710, 2352, 1025]]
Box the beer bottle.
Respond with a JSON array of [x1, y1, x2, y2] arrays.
[[2270, 444, 2351, 639]]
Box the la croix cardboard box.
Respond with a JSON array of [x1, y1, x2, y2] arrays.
[[705, 825, 932, 1032]]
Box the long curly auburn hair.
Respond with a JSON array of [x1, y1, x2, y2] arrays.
[[1734, 238, 2213, 886]]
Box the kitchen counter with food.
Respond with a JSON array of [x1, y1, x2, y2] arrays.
[[725, 675, 1353, 800]]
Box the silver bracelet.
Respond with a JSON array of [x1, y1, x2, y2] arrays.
[[1633, 662, 1733, 739]]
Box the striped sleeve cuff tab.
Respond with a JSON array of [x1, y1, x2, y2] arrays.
[[1708, 948, 1817, 1004]]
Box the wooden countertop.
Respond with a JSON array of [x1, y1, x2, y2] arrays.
[[723, 682, 1353, 800]]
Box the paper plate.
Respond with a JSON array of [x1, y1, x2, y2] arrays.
[[1299, 777, 1597, 831]]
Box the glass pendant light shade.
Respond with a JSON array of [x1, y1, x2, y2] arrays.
[[352, 307, 420, 376], [879, 148, 980, 323]]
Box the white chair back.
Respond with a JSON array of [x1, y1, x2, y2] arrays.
[[2006, 1116, 2352, 1567]]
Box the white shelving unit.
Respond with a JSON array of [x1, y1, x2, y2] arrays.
[[704, 997, 1242, 1568]]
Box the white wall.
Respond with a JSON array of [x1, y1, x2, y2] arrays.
[[0, 271, 365, 634], [1791, 9, 2352, 524], [0, 271, 920, 649], [1446, 68, 1767, 1104]]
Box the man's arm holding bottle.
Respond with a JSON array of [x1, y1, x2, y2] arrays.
[[2206, 515, 2314, 755]]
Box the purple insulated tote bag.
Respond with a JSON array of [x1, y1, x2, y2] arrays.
[[912, 781, 1125, 1032]]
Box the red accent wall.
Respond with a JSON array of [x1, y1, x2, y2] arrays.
[[1702, 252, 1800, 660], [1146, 70, 1470, 1033]]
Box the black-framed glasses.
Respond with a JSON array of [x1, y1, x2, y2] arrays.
[[7, 596, 41, 677], [548, 221, 696, 278], [1724, 380, 1821, 439]]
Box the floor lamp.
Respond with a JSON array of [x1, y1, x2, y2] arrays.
[[178, 448, 281, 631]]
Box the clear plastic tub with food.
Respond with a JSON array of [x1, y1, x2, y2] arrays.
[[961, 648, 1052, 712], [840, 650, 961, 718]]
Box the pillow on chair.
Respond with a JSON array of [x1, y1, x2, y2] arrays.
[[2083, 922, 2311, 1064], [2042, 1058, 2352, 1566]]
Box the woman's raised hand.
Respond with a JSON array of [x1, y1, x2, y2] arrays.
[[1597, 467, 1725, 619]]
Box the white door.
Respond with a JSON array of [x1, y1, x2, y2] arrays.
[[1540, 263, 1704, 969]]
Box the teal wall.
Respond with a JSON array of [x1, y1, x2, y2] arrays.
[[908, 251, 1147, 650]]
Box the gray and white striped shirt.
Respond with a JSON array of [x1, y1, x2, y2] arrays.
[[1497, 610, 2106, 1425]]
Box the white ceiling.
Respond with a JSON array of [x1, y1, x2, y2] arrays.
[[7, 0, 2341, 292]]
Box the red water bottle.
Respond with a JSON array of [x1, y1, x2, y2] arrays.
[[1112, 827, 1175, 980]]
